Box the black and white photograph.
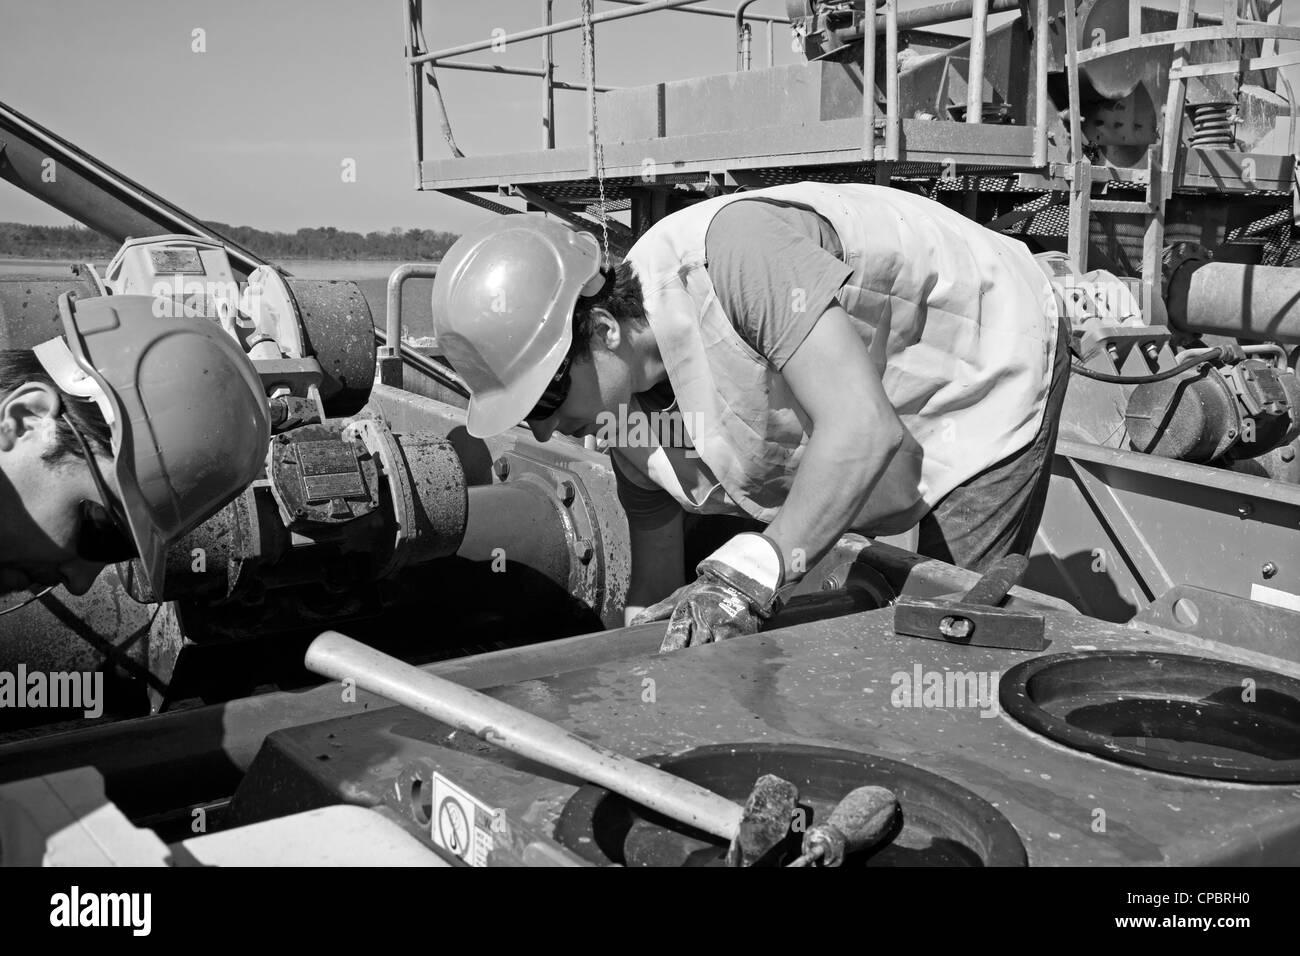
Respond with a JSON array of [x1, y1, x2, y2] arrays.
[[0, 0, 1292, 924]]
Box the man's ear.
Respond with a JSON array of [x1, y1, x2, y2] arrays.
[[590, 308, 622, 352], [0, 382, 62, 453]]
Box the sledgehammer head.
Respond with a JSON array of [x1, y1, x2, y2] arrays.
[[724, 773, 800, 867]]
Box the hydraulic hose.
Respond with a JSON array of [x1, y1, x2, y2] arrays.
[[1070, 348, 1223, 384]]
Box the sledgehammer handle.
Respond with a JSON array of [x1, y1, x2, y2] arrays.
[[306, 632, 744, 841]]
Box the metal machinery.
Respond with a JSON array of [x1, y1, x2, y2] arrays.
[[1, 1, 1300, 866], [400, 0, 1300, 642], [0, 102, 640, 718]]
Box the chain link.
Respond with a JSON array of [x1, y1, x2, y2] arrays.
[[580, 0, 612, 268]]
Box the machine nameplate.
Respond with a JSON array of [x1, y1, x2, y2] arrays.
[[149, 248, 205, 274], [294, 441, 367, 502]]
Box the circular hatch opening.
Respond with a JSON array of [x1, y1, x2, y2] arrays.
[[1000, 651, 1300, 783], [554, 743, 1026, 867]]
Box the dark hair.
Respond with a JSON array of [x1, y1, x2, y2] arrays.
[[0, 349, 112, 462], [569, 259, 646, 359]]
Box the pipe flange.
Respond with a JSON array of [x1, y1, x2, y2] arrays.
[[342, 418, 419, 579], [1162, 241, 1211, 300]]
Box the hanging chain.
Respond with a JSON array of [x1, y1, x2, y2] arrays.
[[580, 0, 612, 268]]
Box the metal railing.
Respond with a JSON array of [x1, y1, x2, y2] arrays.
[[858, 0, 1021, 162], [405, 0, 1298, 231], [404, 0, 789, 175]]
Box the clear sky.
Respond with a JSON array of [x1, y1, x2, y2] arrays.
[[0, 0, 815, 235], [1, 0, 1289, 237]]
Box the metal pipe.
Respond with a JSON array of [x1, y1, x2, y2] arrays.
[[378, 264, 470, 398], [1033, 0, 1049, 165], [736, 0, 764, 70], [433, 58, 619, 91], [894, 0, 1019, 31], [1173, 346, 1224, 363], [1244, 343, 1292, 368], [606, 0, 789, 22], [458, 484, 572, 589], [385, 262, 440, 355], [404, 0, 423, 190], [885, 0, 900, 160], [543, 0, 555, 148], [864, 0, 877, 160], [1064, 0, 1083, 165], [967, 0, 989, 124], [414, 0, 707, 64], [603, 0, 785, 19], [1151, 344, 1291, 371], [1182, 262, 1300, 344], [1161, 0, 1195, 190]]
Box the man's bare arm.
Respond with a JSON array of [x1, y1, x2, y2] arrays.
[[764, 303, 905, 578]]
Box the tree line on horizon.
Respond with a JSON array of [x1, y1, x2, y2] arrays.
[[0, 221, 460, 262]]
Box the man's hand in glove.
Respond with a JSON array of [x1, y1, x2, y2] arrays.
[[631, 532, 785, 652]]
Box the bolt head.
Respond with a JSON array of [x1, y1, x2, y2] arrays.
[[493, 458, 510, 481], [1262, 562, 1279, 579], [576, 538, 595, 564], [557, 478, 576, 506], [1237, 503, 1253, 518]]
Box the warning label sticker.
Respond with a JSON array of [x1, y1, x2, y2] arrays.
[[430, 772, 497, 866]]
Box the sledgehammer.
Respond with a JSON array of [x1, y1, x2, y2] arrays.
[[305, 631, 797, 865]]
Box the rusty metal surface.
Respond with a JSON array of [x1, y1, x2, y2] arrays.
[[397, 433, 468, 563], [0, 274, 102, 349], [225, 609, 1300, 865], [0, 571, 155, 676], [283, 278, 376, 416], [0, 569, 160, 732]]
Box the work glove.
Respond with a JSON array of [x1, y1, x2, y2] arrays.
[[632, 532, 785, 652]]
